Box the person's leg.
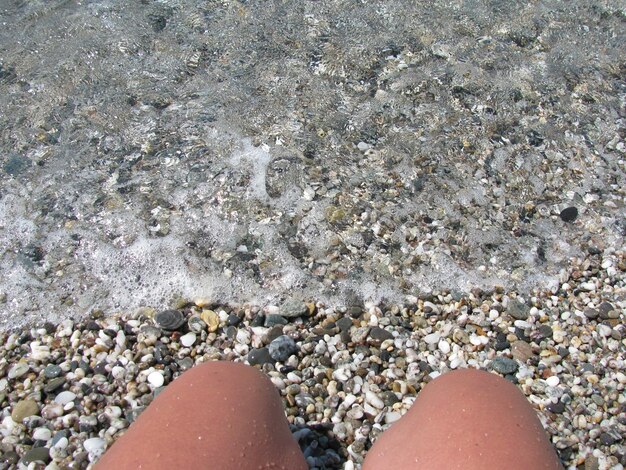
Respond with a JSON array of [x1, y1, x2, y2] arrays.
[[95, 361, 307, 470], [363, 368, 563, 470]]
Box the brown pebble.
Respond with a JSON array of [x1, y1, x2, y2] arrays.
[[511, 341, 535, 362]]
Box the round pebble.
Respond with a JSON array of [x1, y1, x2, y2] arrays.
[[11, 399, 39, 422], [180, 332, 197, 347], [147, 371, 165, 387], [268, 335, 298, 362], [54, 391, 76, 406]]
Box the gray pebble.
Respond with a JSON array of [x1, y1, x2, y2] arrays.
[[268, 335, 298, 362], [369, 327, 393, 342], [43, 364, 63, 379], [336, 316, 353, 333], [490, 357, 518, 375], [264, 314, 288, 327], [280, 299, 308, 318], [21, 447, 50, 465], [248, 347, 273, 365], [154, 310, 185, 330], [508, 300, 530, 320]]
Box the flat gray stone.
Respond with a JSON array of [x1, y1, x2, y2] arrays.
[[508, 300, 530, 320], [248, 347, 273, 365], [490, 357, 518, 375], [21, 447, 50, 465], [280, 299, 308, 318]]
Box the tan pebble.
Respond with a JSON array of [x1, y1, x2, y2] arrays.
[[11, 399, 39, 422], [200, 310, 220, 332]]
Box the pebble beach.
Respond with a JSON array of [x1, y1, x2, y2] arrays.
[[1, 251, 625, 469], [1, 0, 625, 468]]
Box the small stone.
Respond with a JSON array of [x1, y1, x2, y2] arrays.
[[44, 377, 66, 393], [280, 299, 308, 318], [490, 357, 518, 375], [599, 432, 618, 446], [264, 314, 288, 327], [337, 317, 353, 333], [187, 316, 206, 333], [180, 332, 197, 347], [12, 399, 39, 422], [33, 427, 52, 441], [21, 447, 50, 465], [584, 455, 600, 470], [200, 309, 220, 332], [584, 308, 599, 320], [8, 362, 29, 379], [559, 206, 578, 222], [41, 403, 64, 419], [54, 391, 76, 406], [43, 364, 63, 379], [84, 437, 106, 454], [148, 371, 165, 387], [226, 314, 241, 326], [154, 309, 185, 330], [532, 324, 553, 341], [51, 430, 69, 447], [545, 376, 560, 387], [248, 347, 273, 366], [369, 327, 393, 342], [423, 332, 440, 345], [508, 300, 530, 320], [546, 401, 565, 414], [1, 451, 19, 465], [438, 339, 451, 354], [511, 341, 534, 362], [268, 335, 298, 362]]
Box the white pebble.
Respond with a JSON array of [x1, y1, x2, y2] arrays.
[[148, 371, 165, 388], [8, 362, 29, 379], [54, 391, 76, 406], [111, 366, 126, 380], [54, 437, 69, 450], [438, 339, 451, 354], [180, 332, 197, 347], [33, 427, 52, 441], [84, 437, 106, 454], [424, 332, 441, 345], [597, 324, 612, 337], [386, 411, 403, 424], [545, 376, 560, 387], [365, 391, 385, 410], [30, 342, 51, 361]]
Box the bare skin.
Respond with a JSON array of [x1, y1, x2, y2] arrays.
[[94, 361, 307, 470], [363, 369, 564, 470], [95, 363, 562, 470]]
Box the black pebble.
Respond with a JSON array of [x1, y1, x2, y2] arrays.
[[226, 313, 241, 326], [560, 207, 578, 222], [248, 347, 272, 366], [547, 401, 566, 413]]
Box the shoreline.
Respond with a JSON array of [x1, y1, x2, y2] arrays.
[[1, 250, 624, 469]]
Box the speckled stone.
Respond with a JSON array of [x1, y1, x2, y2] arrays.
[[268, 335, 298, 362], [490, 357, 518, 375], [280, 299, 308, 318]]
